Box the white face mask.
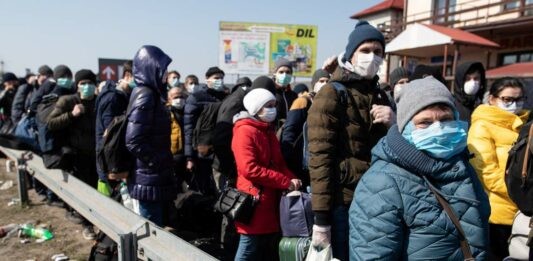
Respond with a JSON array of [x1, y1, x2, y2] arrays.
[[171, 98, 185, 109], [394, 83, 405, 96], [351, 52, 383, 79], [313, 82, 326, 93], [257, 107, 277, 123], [497, 101, 524, 114], [463, 80, 480, 95], [186, 84, 196, 93]]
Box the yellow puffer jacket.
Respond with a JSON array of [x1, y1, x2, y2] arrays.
[[467, 104, 530, 225], [169, 108, 183, 155]]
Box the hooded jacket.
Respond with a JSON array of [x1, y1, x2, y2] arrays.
[[232, 112, 296, 234], [183, 85, 227, 159], [349, 126, 490, 260], [125, 46, 177, 202], [307, 63, 391, 225], [11, 83, 35, 123], [467, 104, 530, 225], [453, 62, 486, 122]]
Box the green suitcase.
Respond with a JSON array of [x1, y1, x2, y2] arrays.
[[279, 237, 311, 261]]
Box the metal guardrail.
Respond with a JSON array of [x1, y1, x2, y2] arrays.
[[1, 146, 217, 261]]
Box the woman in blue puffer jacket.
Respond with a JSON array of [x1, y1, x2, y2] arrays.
[[125, 45, 177, 226], [349, 76, 490, 260]]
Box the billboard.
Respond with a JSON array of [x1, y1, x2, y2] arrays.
[[219, 21, 318, 77]]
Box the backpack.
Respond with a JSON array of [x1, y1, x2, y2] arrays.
[[192, 101, 222, 149], [96, 87, 152, 175], [36, 93, 59, 153], [301, 82, 348, 170], [505, 117, 533, 216], [89, 186, 121, 261]]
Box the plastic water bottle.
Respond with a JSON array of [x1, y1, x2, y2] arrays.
[[20, 224, 53, 241], [120, 182, 134, 210]]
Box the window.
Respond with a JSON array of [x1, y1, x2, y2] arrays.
[[501, 51, 533, 65], [527, 0, 533, 15], [433, 0, 457, 24], [504, 1, 520, 10]]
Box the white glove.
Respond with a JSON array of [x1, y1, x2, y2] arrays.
[[311, 225, 331, 248]]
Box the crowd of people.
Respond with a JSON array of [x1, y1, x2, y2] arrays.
[[0, 20, 531, 261]]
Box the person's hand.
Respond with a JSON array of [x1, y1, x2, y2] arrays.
[[71, 104, 85, 117], [311, 225, 331, 248], [370, 104, 396, 128], [288, 179, 302, 191], [321, 55, 338, 74], [186, 160, 194, 171]]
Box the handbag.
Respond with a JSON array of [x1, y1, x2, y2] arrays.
[[214, 186, 259, 224], [508, 211, 531, 260], [280, 191, 314, 237]]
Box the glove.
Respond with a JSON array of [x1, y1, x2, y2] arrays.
[[311, 225, 331, 248]]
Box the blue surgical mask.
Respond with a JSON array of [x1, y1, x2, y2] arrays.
[[80, 83, 96, 99], [276, 73, 292, 87], [170, 78, 180, 87], [57, 78, 73, 89], [402, 120, 468, 160], [212, 79, 224, 91], [258, 107, 277, 123], [128, 80, 137, 89]]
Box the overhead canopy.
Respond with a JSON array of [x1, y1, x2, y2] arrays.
[[486, 62, 533, 79], [386, 23, 500, 57]]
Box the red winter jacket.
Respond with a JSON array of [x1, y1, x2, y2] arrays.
[[232, 115, 295, 235]]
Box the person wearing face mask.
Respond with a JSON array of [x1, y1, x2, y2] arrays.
[[47, 69, 99, 240], [279, 69, 330, 189], [166, 70, 181, 90], [28, 65, 76, 117], [387, 67, 410, 112], [12, 69, 44, 124], [467, 77, 530, 261], [307, 20, 394, 260], [183, 66, 228, 185], [95, 60, 135, 194], [166, 87, 187, 179], [0, 72, 19, 125], [272, 58, 298, 130], [232, 88, 301, 260], [183, 74, 199, 95], [349, 76, 490, 260], [452, 62, 486, 123]]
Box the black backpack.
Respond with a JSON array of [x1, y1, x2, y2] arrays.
[[505, 117, 533, 216], [89, 187, 121, 261], [97, 87, 152, 175], [192, 102, 222, 149]]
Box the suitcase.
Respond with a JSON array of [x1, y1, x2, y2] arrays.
[[279, 237, 311, 261]]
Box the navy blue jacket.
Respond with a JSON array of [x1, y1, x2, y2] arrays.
[[125, 46, 177, 202], [183, 85, 227, 159], [95, 80, 129, 180], [11, 83, 35, 123]]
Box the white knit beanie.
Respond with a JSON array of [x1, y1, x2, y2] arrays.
[[243, 88, 276, 116]]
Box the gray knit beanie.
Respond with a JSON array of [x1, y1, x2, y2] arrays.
[[395, 76, 455, 132]]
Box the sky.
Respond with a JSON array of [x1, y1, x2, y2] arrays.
[[0, 0, 381, 83]]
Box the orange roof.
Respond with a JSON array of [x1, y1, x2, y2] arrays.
[[424, 24, 500, 48], [351, 0, 404, 19], [486, 62, 533, 78]]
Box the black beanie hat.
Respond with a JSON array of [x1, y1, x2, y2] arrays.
[[2, 72, 18, 83], [343, 21, 385, 62], [292, 83, 309, 94], [74, 69, 96, 86], [311, 69, 330, 87], [409, 65, 447, 85], [274, 58, 293, 74], [235, 77, 252, 88], [38, 65, 54, 77], [250, 76, 276, 95], [205, 66, 225, 78], [389, 67, 410, 87], [53, 65, 73, 80]]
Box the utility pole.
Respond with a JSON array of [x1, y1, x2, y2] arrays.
[[0, 60, 4, 75]]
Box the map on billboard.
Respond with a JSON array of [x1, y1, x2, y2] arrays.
[[219, 21, 318, 77]]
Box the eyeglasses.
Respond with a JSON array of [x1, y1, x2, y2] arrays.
[[496, 95, 526, 105]]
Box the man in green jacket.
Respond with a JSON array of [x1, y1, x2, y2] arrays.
[[307, 21, 395, 260]]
